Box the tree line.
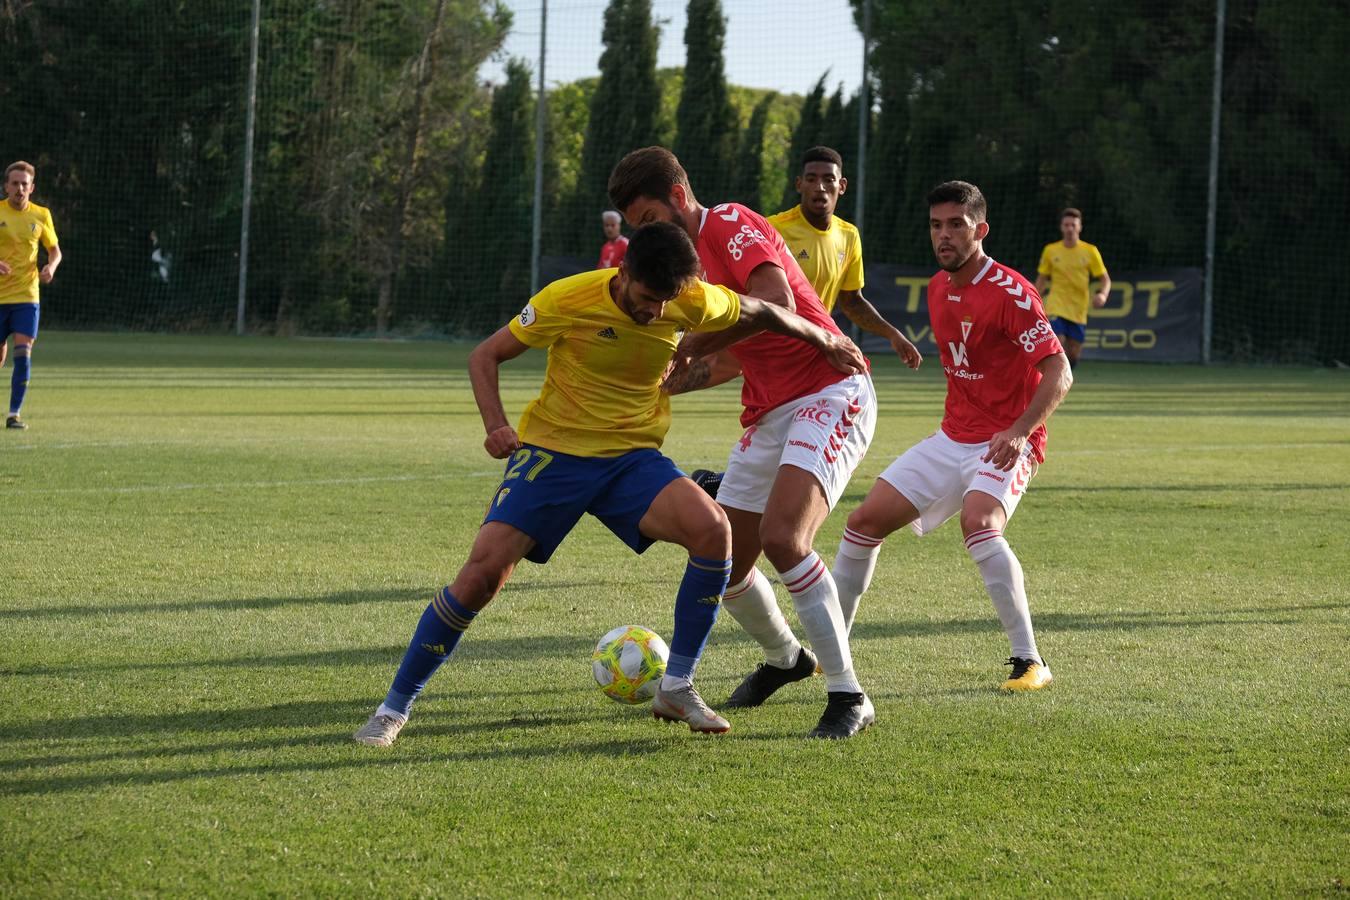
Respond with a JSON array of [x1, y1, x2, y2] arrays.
[[3, 0, 1344, 361]]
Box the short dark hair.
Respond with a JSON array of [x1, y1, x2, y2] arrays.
[[608, 147, 693, 213], [801, 146, 843, 172], [927, 180, 987, 222], [624, 221, 700, 298], [1060, 207, 1082, 221]]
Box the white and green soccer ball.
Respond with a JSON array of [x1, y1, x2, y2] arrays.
[[591, 625, 669, 704]]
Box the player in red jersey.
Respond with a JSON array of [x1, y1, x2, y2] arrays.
[[608, 146, 877, 739], [831, 180, 1073, 691]]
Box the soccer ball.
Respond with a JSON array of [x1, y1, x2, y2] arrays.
[[591, 625, 669, 704]]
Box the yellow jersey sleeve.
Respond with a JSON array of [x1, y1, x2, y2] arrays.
[[508, 280, 573, 348], [1086, 242, 1107, 277], [677, 280, 741, 333], [1037, 243, 1054, 277], [40, 208, 58, 250], [840, 221, 864, 292]]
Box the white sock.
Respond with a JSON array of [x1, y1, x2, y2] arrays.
[[965, 529, 1040, 663], [659, 674, 692, 691], [832, 526, 884, 634], [777, 552, 861, 694], [722, 568, 800, 668], [375, 703, 409, 723]]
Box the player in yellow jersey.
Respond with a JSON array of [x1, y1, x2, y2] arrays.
[[0, 161, 62, 429], [767, 146, 921, 366], [1035, 207, 1111, 369], [354, 222, 867, 747]]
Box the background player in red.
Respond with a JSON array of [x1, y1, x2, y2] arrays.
[[609, 146, 876, 739], [596, 210, 628, 269], [830, 180, 1073, 691]]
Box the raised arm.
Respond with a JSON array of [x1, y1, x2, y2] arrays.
[[467, 326, 532, 459]]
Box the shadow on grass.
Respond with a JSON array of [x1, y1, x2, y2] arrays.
[[0, 729, 669, 797], [10, 632, 600, 677], [0, 580, 633, 621], [0, 703, 603, 774], [848, 601, 1344, 643], [1031, 482, 1348, 493]]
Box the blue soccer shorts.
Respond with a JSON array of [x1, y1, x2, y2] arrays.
[[1049, 316, 1085, 343], [482, 444, 684, 564], [0, 303, 40, 340]]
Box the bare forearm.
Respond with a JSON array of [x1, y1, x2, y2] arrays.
[[739, 295, 833, 349], [840, 292, 902, 340], [1012, 355, 1073, 435], [468, 348, 510, 433]]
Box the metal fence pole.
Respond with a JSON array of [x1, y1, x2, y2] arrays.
[[854, 0, 870, 238], [236, 0, 261, 336], [1202, 0, 1226, 364], [530, 0, 547, 298]]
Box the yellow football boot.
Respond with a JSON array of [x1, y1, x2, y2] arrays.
[[1001, 656, 1053, 692]]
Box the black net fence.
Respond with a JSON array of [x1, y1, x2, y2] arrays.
[[3, 0, 1346, 362]]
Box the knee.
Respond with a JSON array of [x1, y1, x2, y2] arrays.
[[455, 556, 514, 608], [13, 341, 32, 357], [959, 509, 1001, 538], [759, 523, 809, 570], [846, 505, 890, 539], [686, 506, 731, 560]]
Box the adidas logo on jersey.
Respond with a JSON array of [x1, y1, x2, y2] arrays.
[[796, 248, 809, 260], [596, 327, 619, 340]]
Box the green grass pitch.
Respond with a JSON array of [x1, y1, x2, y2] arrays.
[[1, 333, 1346, 895]]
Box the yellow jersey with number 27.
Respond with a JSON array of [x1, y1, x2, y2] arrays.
[[507, 269, 740, 457]]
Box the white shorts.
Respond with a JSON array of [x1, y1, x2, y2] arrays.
[[878, 429, 1037, 536], [717, 374, 877, 514]]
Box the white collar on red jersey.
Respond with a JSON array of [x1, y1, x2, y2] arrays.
[[970, 257, 996, 284], [697, 206, 709, 235]]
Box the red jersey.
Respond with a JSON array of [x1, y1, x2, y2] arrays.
[[928, 257, 1063, 462], [695, 202, 851, 425], [597, 236, 628, 269]]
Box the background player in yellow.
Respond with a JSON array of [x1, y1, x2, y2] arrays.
[[1035, 207, 1110, 369], [767, 146, 921, 366], [0, 160, 62, 429]]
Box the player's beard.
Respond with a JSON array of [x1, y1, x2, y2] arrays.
[[937, 246, 972, 273]]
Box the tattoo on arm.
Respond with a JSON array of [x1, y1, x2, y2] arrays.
[[663, 358, 713, 395], [842, 295, 895, 336]]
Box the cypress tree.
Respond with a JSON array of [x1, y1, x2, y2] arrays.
[[731, 93, 775, 209], [573, 0, 661, 252], [782, 74, 828, 209], [674, 0, 737, 201]]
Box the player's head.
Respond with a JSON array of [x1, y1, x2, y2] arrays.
[[796, 146, 846, 220], [1059, 207, 1082, 244], [927, 180, 989, 273], [601, 210, 622, 240], [614, 221, 700, 325], [5, 161, 35, 211], [608, 147, 699, 239]]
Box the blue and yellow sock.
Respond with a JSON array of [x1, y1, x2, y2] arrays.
[[665, 555, 732, 681], [9, 345, 31, 415], [381, 587, 477, 718]]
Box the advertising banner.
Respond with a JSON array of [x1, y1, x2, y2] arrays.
[[859, 265, 1203, 363], [543, 257, 1204, 363]]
